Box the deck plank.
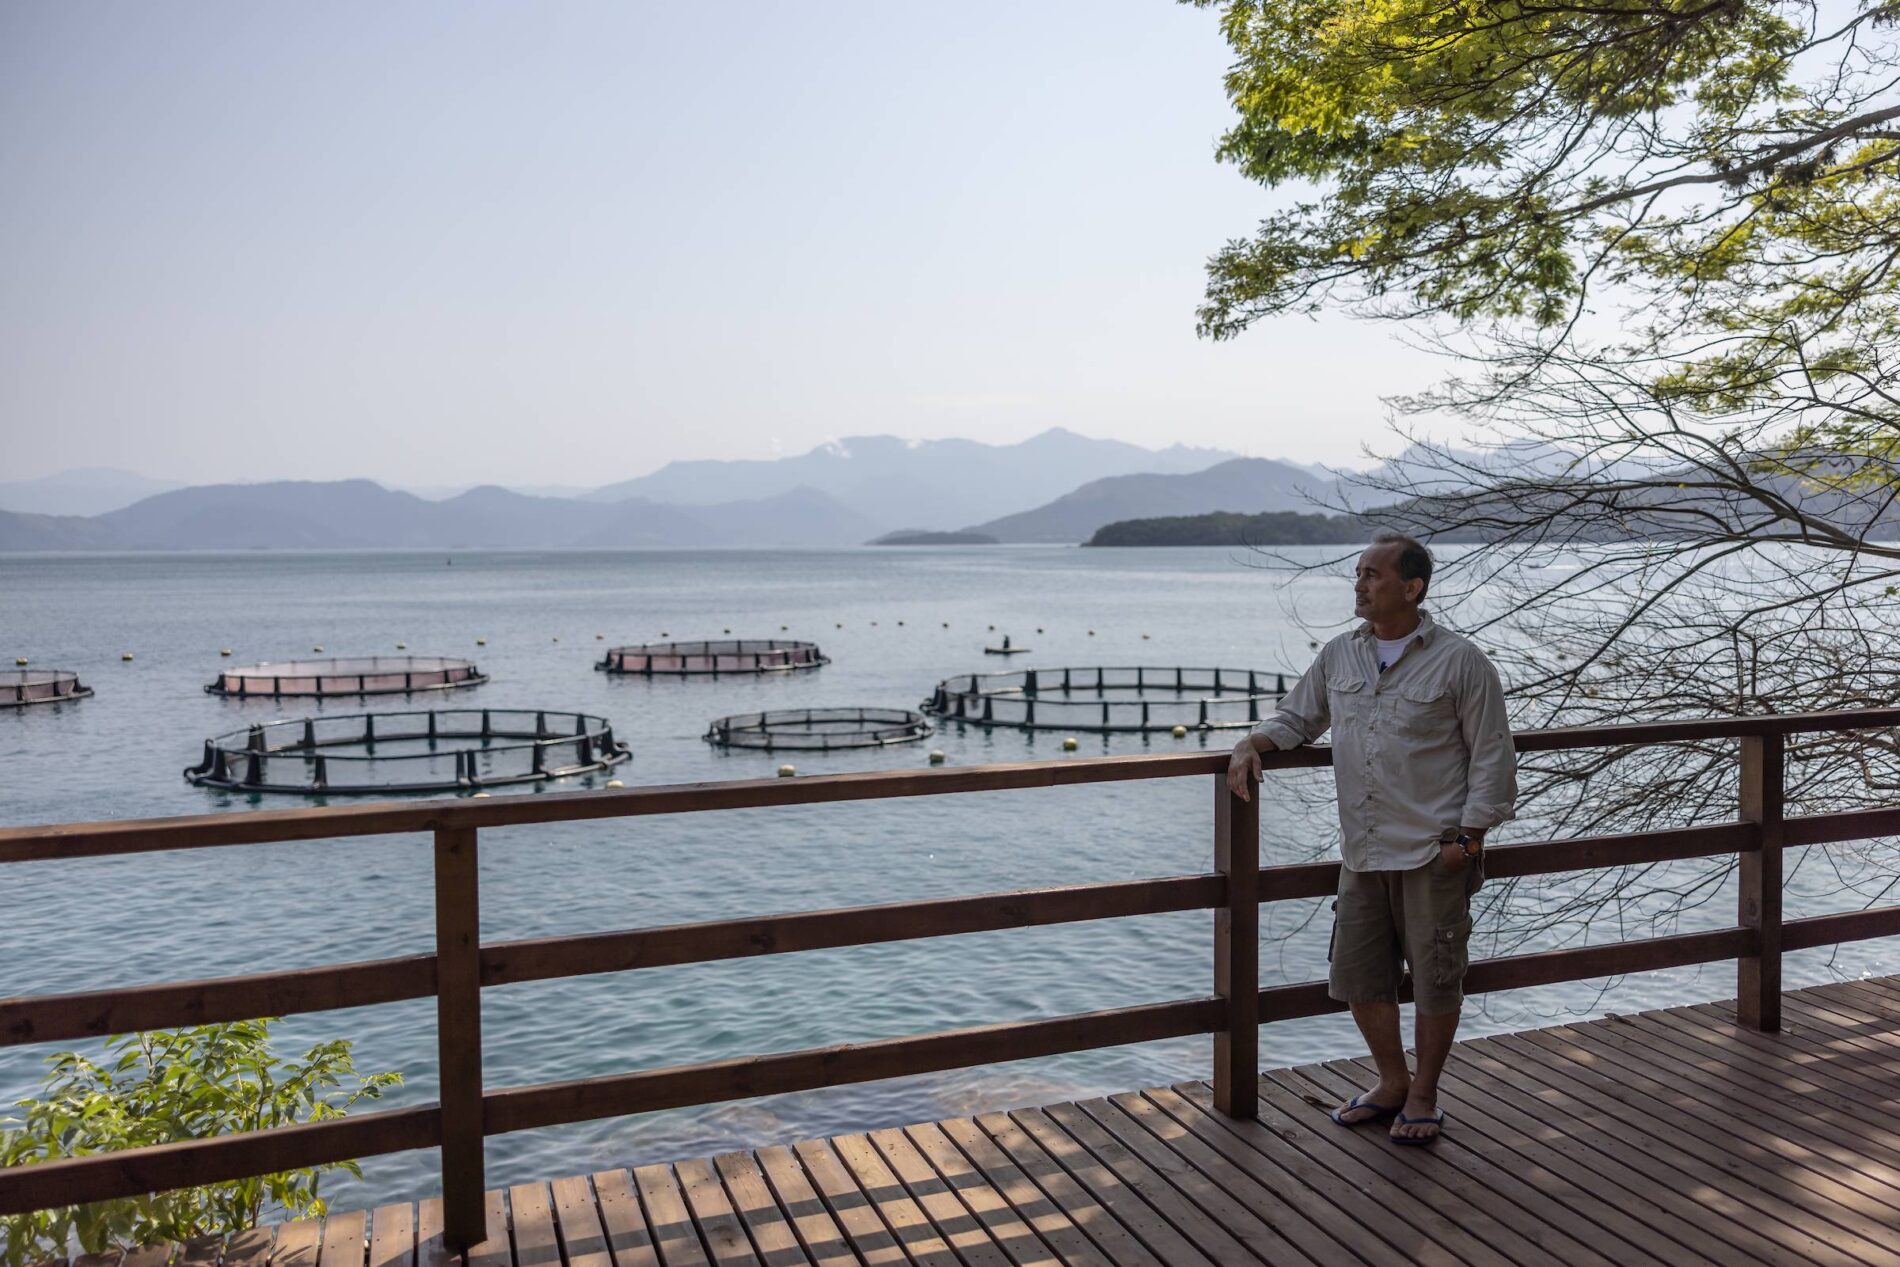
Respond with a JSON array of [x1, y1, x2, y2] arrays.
[[511, 1184, 564, 1267], [965, 1112, 1169, 1267], [673, 1158, 762, 1267], [366, 1205, 414, 1267], [316, 1210, 366, 1267], [549, 1176, 612, 1267], [828, 1132, 962, 1267], [631, 1165, 712, 1267], [868, 1125, 1026, 1267], [708, 1152, 810, 1267], [748, 1146, 857, 1267], [788, 1139, 908, 1266], [591, 1170, 661, 1267], [926, 1117, 1115, 1267], [268, 1219, 322, 1267], [98, 973, 1900, 1267]]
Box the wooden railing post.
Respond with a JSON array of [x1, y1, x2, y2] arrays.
[[1213, 774, 1260, 1117], [434, 826, 487, 1252], [1738, 732, 1785, 1031]]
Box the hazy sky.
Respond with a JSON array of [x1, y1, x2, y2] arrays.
[[1, 2, 1438, 487]]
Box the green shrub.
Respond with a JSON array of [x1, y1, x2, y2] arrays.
[[1, 1020, 401, 1267]]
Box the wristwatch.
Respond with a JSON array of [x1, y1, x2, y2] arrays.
[[1456, 832, 1482, 859]]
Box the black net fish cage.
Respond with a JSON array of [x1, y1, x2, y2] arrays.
[[704, 707, 933, 752], [2, 669, 93, 708], [183, 708, 629, 795], [597, 639, 828, 676], [922, 665, 1291, 734], [206, 656, 487, 698]]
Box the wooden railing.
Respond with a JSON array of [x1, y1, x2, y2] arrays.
[[4, 708, 1900, 1251]]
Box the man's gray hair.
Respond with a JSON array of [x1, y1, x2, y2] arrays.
[[1371, 529, 1433, 600]]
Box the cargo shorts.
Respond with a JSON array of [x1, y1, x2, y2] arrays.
[[1327, 850, 1482, 1015]]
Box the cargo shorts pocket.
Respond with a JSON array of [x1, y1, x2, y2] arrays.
[[1430, 916, 1472, 989]]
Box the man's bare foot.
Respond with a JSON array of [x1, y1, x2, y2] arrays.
[[1331, 1080, 1409, 1125], [1390, 1092, 1444, 1143]]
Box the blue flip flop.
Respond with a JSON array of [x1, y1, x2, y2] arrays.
[[1330, 1090, 1403, 1126], [1390, 1107, 1445, 1145]]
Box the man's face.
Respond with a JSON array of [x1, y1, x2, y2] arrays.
[[1353, 542, 1422, 624]]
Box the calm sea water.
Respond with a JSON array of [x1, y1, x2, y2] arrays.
[[3, 547, 1892, 1211]]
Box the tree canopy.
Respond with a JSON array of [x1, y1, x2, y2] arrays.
[[1192, 0, 1899, 472]]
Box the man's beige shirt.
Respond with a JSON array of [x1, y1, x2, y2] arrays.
[[1254, 609, 1518, 871]]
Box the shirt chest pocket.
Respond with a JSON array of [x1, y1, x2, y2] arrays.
[[1328, 676, 1368, 721], [1394, 680, 1456, 739]]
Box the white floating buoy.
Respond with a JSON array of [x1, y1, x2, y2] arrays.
[[121, 652, 134, 661], [605, 779, 625, 788], [396, 642, 407, 650], [13, 657, 25, 666], [778, 764, 796, 778], [220, 649, 232, 656], [1061, 736, 1078, 751], [928, 750, 945, 765], [476, 638, 487, 646], [1171, 724, 1188, 739], [313, 645, 323, 652]]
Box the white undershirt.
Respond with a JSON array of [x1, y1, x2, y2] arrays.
[[1375, 633, 1415, 672]]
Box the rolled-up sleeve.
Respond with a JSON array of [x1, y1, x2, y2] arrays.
[[1458, 651, 1517, 829], [1254, 655, 1331, 751]]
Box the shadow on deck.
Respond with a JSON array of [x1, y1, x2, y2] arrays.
[[55, 973, 1900, 1267]]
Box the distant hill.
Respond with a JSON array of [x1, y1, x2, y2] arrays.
[[967, 457, 1325, 543], [585, 428, 1242, 530], [0, 508, 125, 551], [0, 468, 185, 517], [0, 479, 882, 551], [1086, 510, 1368, 546]]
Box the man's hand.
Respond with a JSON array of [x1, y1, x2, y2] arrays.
[[1439, 828, 1485, 871], [1227, 739, 1262, 802]]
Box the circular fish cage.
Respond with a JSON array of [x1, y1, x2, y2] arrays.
[[1, 669, 93, 708], [183, 708, 629, 796], [922, 665, 1291, 734], [597, 639, 828, 676], [206, 656, 487, 699], [704, 707, 933, 752]]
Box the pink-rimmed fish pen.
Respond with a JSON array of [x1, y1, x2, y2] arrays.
[[597, 638, 828, 676], [0, 668, 93, 708], [205, 655, 487, 698]]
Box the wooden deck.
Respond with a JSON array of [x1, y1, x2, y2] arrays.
[[47, 972, 1900, 1267]]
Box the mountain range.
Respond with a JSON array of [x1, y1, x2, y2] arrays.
[[1, 430, 1333, 551]]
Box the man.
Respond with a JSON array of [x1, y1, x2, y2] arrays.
[[1228, 531, 1516, 1145]]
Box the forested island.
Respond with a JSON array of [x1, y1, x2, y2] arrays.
[[1084, 509, 1367, 546]]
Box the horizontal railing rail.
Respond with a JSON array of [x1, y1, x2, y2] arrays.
[[2, 708, 1899, 1249]]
